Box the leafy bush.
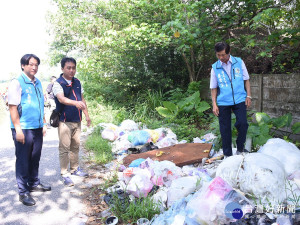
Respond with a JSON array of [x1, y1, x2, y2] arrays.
[[156, 81, 210, 122]]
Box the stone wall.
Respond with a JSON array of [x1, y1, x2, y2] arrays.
[[250, 74, 300, 140], [251, 74, 300, 120]]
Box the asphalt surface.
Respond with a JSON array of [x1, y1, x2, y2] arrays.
[[0, 108, 88, 225]]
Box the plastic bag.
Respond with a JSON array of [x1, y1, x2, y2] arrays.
[[216, 153, 286, 205], [185, 177, 233, 225], [150, 161, 182, 187], [258, 138, 300, 175], [120, 119, 138, 131], [101, 128, 118, 141], [167, 176, 199, 207], [129, 158, 146, 167], [145, 129, 160, 143], [111, 133, 133, 153], [128, 130, 151, 146], [127, 174, 153, 198]]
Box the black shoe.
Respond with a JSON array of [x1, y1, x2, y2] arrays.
[[19, 193, 36, 206], [236, 149, 250, 155], [29, 183, 51, 192]]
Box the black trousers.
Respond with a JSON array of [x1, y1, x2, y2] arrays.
[[12, 128, 43, 194], [218, 102, 248, 156]]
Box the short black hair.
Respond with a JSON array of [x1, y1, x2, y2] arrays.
[[50, 76, 57, 81], [215, 42, 230, 54], [61, 57, 76, 68], [20, 54, 40, 71]]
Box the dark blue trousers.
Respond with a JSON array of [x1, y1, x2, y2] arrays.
[[12, 128, 43, 194], [218, 102, 248, 156]]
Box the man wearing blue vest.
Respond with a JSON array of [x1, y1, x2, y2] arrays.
[[210, 42, 252, 157], [8, 54, 51, 206], [53, 57, 91, 187]]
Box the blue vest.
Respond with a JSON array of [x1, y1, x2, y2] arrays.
[[54, 74, 82, 122], [212, 56, 246, 106], [10, 73, 44, 129]]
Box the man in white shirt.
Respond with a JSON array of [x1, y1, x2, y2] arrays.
[[210, 42, 252, 157], [8, 54, 51, 206]]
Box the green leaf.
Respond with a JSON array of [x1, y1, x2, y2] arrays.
[[184, 91, 200, 105], [255, 112, 271, 126], [155, 107, 173, 118], [292, 122, 300, 134], [272, 113, 292, 128], [162, 101, 178, 113], [196, 101, 210, 113], [253, 134, 272, 147], [247, 124, 261, 136]]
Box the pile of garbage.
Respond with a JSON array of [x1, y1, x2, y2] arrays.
[[92, 120, 300, 224]]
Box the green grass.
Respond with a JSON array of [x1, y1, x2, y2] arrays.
[[111, 193, 162, 223], [84, 127, 113, 164]]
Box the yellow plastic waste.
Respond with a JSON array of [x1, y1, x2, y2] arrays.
[[156, 151, 165, 157], [145, 129, 160, 143]]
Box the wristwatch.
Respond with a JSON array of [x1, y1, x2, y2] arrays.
[[247, 96, 252, 99]]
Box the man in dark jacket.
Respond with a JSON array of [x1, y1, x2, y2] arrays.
[[53, 57, 91, 186]]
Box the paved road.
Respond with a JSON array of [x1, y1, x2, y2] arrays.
[[0, 109, 88, 225]]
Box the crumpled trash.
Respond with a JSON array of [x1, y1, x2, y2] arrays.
[[128, 130, 151, 146], [185, 176, 234, 224], [150, 161, 182, 187], [216, 153, 286, 206], [111, 133, 133, 153], [145, 129, 160, 143], [119, 119, 139, 132], [129, 158, 146, 167], [127, 174, 154, 198], [151, 196, 190, 225], [152, 187, 168, 210], [127, 142, 158, 154], [167, 176, 199, 207], [101, 128, 118, 141], [258, 138, 300, 175], [155, 128, 178, 148]]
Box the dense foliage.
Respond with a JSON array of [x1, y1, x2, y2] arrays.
[[47, 0, 299, 102]]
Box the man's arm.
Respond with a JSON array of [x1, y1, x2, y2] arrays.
[[9, 105, 25, 144], [211, 88, 219, 116], [56, 92, 86, 110], [81, 94, 91, 127], [244, 79, 252, 108]]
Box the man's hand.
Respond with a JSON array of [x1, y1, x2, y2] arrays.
[[245, 97, 252, 108], [212, 104, 219, 117], [86, 116, 91, 127], [16, 128, 25, 144], [43, 126, 47, 136], [75, 101, 86, 110]]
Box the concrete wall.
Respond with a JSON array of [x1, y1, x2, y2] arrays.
[[250, 74, 300, 140]]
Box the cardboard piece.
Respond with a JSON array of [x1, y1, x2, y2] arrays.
[[123, 143, 213, 167]]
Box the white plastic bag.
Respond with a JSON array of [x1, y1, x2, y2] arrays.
[[101, 128, 118, 141], [127, 174, 153, 198], [119, 119, 139, 131], [258, 138, 300, 175], [216, 153, 286, 205], [167, 176, 199, 207]]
